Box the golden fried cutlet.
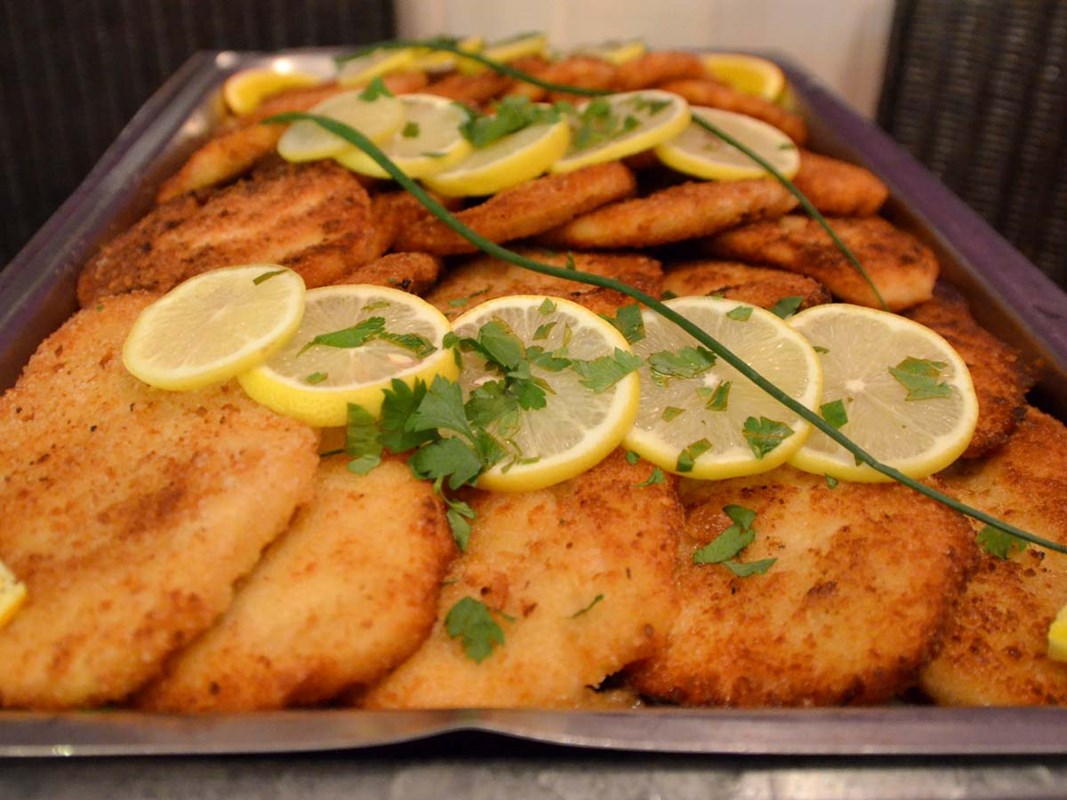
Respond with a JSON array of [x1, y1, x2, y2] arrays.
[[657, 78, 808, 145], [539, 178, 798, 250], [78, 161, 379, 306], [631, 467, 977, 707], [332, 252, 442, 295], [0, 294, 319, 709], [426, 247, 663, 319], [615, 51, 707, 90], [921, 407, 1067, 705], [393, 162, 637, 256], [661, 259, 831, 310], [906, 284, 1036, 458], [136, 456, 455, 712], [705, 215, 939, 311], [791, 150, 889, 217], [425, 71, 514, 105], [360, 450, 682, 709]]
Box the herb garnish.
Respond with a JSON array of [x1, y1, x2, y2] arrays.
[[460, 96, 560, 148], [977, 525, 1029, 560], [742, 416, 794, 459], [820, 399, 849, 429], [358, 76, 394, 101], [890, 357, 952, 400], [601, 303, 646, 344], [634, 467, 666, 488], [445, 597, 505, 663], [692, 505, 775, 575], [305, 371, 328, 385], [726, 305, 753, 321], [770, 296, 804, 319], [647, 346, 716, 385], [677, 438, 712, 472], [703, 380, 731, 411], [253, 268, 287, 285], [299, 317, 435, 358], [570, 594, 605, 618], [402, 121, 420, 138]]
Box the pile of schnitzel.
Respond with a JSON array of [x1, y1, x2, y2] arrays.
[[1, 39, 1065, 713]]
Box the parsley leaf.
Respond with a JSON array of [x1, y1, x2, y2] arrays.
[[358, 76, 394, 101], [977, 525, 1029, 559], [724, 558, 777, 576], [402, 121, 420, 138], [661, 406, 684, 422], [379, 331, 435, 358], [448, 288, 488, 308], [647, 346, 716, 384], [408, 375, 475, 439], [601, 304, 646, 344], [625, 450, 640, 465], [742, 416, 794, 459], [769, 296, 804, 319], [409, 436, 484, 489], [820, 399, 849, 429], [676, 438, 712, 472], [344, 403, 383, 462], [379, 379, 435, 452], [538, 298, 557, 315], [346, 454, 381, 475], [726, 305, 753, 321], [704, 380, 731, 411], [300, 317, 385, 353], [461, 96, 559, 148], [889, 357, 952, 400], [445, 597, 505, 663], [825, 474, 839, 489], [634, 467, 666, 488], [571, 349, 642, 392], [693, 505, 771, 576], [444, 495, 476, 551], [305, 371, 328, 385]]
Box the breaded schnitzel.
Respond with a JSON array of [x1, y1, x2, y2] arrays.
[[426, 247, 663, 319], [0, 294, 318, 709], [393, 162, 637, 256], [360, 450, 682, 709], [922, 407, 1067, 705], [791, 150, 889, 217], [539, 178, 798, 250], [333, 252, 442, 295], [78, 161, 378, 306], [631, 467, 977, 707], [136, 456, 455, 711], [661, 259, 831, 310], [706, 215, 939, 311], [906, 284, 1035, 458]]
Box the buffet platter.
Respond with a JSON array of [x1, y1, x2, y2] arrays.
[[1, 47, 1066, 757]]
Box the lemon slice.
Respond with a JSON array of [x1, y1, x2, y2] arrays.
[[787, 304, 979, 482], [335, 93, 473, 179], [422, 116, 570, 196], [457, 32, 548, 74], [239, 285, 457, 427], [0, 559, 27, 632], [337, 47, 417, 87], [572, 38, 647, 65], [410, 35, 485, 72], [451, 295, 641, 491], [123, 265, 306, 391], [624, 296, 822, 479], [277, 89, 404, 162], [222, 67, 324, 115], [1049, 604, 1067, 662], [550, 90, 690, 174], [703, 53, 786, 101], [655, 105, 800, 181]]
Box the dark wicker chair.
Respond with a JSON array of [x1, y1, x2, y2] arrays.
[[878, 0, 1067, 288], [0, 0, 394, 267]]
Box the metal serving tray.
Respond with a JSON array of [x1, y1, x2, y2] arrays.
[[1, 49, 1066, 758]]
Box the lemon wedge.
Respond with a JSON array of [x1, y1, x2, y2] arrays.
[[703, 53, 787, 101], [277, 88, 404, 162], [1049, 604, 1067, 662], [222, 67, 324, 115], [787, 304, 978, 482], [655, 105, 799, 181], [550, 90, 690, 174], [457, 32, 548, 74], [337, 47, 418, 88], [0, 559, 27, 632], [623, 296, 822, 479], [450, 295, 641, 491], [122, 266, 306, 391], [335, 93, 473, 179], [422, 115, 570, 196], [238, 285, 457, 427]]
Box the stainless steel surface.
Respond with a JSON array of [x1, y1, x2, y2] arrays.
[[1, 49, 1066, 759]]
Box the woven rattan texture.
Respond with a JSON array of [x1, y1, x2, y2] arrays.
[[879, 0, 1067, 287], [0, 0, 394, 268]]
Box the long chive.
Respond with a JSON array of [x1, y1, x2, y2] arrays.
[[264, 110, 1065, 556]]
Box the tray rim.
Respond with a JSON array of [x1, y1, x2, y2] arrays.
[[1, 46, 1066, 758]]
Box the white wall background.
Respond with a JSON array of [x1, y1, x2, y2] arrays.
[[396, 0, 894, 118]]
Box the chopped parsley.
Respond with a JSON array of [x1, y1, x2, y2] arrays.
[[647, 346, 716, 385], [358, 76, 394, 101], [448, 288, 488, 308], [299, 317, 435, 358], [402, 121, 420, 138], [703, 380, 731, 411], [977, 525, 1029, 560], [820, 399, 849, 429], [692, 505, 775, 576], [601, 303, 646, 344], [253, 268, 287, 285], [570, 594, 605, 618], [889, 357, 952, 400], [742, 416, 794, 459], [571, 349, 642, 392], [726, 305, 753, 321], [460, 96, 560, 148], [769, 296, 804, 319], [676, 438, 712, 472], [445, 597, 505, 663], [305, 371, 328, 385], [661, 406, 684, 422], [634, 467, 666, 488]]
